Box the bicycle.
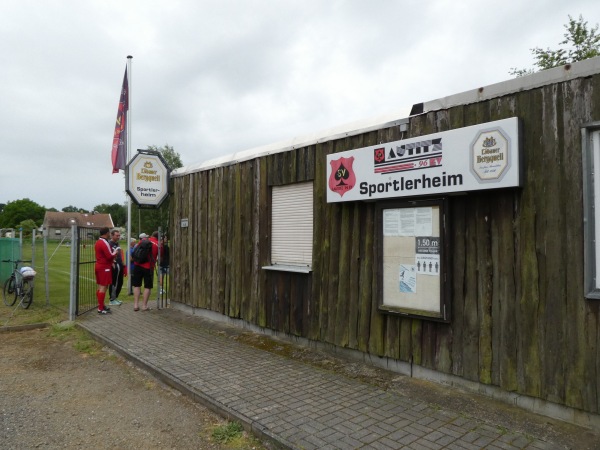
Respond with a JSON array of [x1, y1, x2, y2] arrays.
[[2, 260, 36, 309]]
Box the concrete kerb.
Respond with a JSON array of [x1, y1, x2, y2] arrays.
[[77, 322, 292, 450], [0, 322, 50, 333]]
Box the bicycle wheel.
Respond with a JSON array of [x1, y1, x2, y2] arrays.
[[21, 279, 34, 309], [3, 276, 17, 306]]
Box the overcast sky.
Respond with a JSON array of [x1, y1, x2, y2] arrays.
[[1, 0, 598, 212]]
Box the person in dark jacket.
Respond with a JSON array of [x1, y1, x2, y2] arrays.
[[158, 235, 170, 295], [132, 232, 159, 311], [108, 229, 124, 305]]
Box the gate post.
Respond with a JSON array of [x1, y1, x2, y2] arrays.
[[69, 225, 78, 321], [43, 227, 50, 306]]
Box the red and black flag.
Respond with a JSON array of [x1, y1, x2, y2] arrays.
[[111, 67, 128, 173]]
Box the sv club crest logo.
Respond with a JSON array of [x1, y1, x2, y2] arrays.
[[329, 156, 356, 197]]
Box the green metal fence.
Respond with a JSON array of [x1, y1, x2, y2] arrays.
[[0, 237, 21, 283]]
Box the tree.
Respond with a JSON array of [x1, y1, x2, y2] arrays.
[[0, 199, 46, 229], [18, 219, 38, 236], [510, 15, 600, 76], [93, 203, 127, 227], [62, 205, 88, 213], [147, 144, 183, 170]]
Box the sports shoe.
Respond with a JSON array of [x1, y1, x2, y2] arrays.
[[98, 309, 110, 315], [103, 306, 112, 312], [109, 300, 122, 305]]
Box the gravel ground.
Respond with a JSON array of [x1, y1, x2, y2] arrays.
[[0, 326, 265, 450]]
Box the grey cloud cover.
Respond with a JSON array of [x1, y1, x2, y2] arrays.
[[1, 0, 598, 210]]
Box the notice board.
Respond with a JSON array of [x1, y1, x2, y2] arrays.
[[377, 198, 449, 321]]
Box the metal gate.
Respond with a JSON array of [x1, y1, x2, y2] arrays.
[[71, 225, 171, 317], [73, 226, 99, 316]]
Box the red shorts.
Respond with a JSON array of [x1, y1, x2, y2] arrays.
[[95, 266, 113, 286]]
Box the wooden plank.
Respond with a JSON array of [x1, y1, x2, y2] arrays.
[[491, 192, 518, 391], [325, 201, 342, 344], [514, 88, 542, 398], [461, 190, 480, 381], [316, 142, 333, 342], [290, 273, 303, 336], [186, 175, 195, 304], [307, 145, 324, 340], [383, 315, 400, 359], [368, 194, 384, 355], [199, 173, 209, 308], [280, 272, 291, 333], [562, 78, 598, 411], [257, 159, 269, 328], [240, 162, 253, 321], [398, 317, 412, 363], [190, 174, 199, 305], [475, 193, 493, 385], [356, 133, 377, 353], [347, 203, 361, 349], [537, 83, 566, 403], [334, 202, 351, 347], [432, 111, 453, 374]]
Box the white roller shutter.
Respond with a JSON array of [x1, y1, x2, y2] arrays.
[[271, 182, 313, 268]]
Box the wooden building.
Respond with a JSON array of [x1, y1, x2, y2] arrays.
[[170, 57, 600, 428]]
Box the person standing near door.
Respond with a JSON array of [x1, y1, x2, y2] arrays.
[[95, 227, 119, 314], [108, 229, 124, 305]]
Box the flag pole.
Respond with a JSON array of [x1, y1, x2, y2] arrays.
[[126, 55, 133, 295]]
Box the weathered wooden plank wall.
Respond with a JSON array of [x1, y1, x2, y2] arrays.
[[170, 73, 600, 414]]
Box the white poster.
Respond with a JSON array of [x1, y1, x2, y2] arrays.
[[415, 207, 433, 236], [415, 236, 440, 276], [383, 209, 400, 236], [399, 264, 417, 293], [399, 209, 416, 236]]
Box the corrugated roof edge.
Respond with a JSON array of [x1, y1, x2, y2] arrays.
[[420, 55, 600, 114], [171, 109, 410, 177], [172, 56, 600, 178]]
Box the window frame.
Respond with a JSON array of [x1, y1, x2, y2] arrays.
[[582, 123, 600, 300], [376, 197, 450, 322], [263, 181, 314, 273]]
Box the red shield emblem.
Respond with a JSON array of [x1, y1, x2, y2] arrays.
[[374, 147, 385, 163], [329, 156, 356, 197]]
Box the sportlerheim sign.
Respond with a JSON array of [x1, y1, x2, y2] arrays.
[[326, 117, 521, 203]]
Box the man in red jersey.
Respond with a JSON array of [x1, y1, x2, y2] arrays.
[[95, 227, 119, 314], [132, 231, 160, 311]]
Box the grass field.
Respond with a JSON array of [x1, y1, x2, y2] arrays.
[[1, 239, 84, 327]]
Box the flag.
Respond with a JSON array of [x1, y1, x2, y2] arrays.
[[111, 67, 129, 173]]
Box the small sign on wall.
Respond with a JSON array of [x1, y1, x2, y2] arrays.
[[180, 218, 189, 228]]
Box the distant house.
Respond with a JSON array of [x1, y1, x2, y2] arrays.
[[42, 211, 114, 240]]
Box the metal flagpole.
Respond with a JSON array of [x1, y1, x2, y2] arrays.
[[126, 55, 133, 294]]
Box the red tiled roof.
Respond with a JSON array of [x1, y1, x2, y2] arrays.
[[43, 211, 114, 229]]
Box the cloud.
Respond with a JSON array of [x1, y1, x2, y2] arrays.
[[1, 0, 598, 211]]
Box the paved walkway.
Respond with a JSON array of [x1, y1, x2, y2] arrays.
[[79, 305, 599, 450]]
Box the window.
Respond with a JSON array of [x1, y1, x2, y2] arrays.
[[264, 181, 313, 273], [582, 125, 600, 299]]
